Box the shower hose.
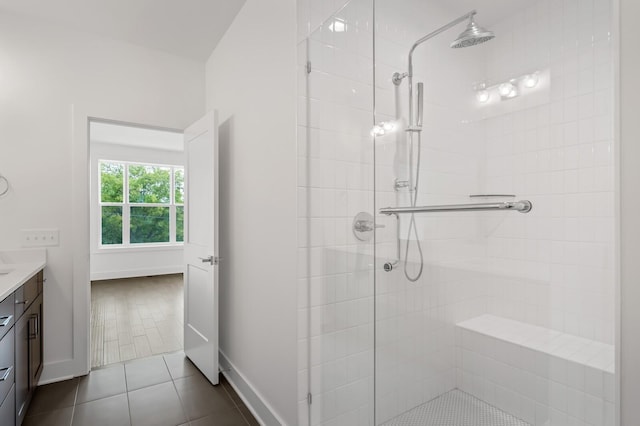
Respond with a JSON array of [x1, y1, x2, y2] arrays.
[[403, 130, 424, 282]]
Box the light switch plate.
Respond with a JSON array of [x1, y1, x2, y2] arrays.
[[21, 229, 59, 247]]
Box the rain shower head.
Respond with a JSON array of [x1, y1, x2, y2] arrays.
[[392, 10, 495, 85], [450, 16, 495, 48]]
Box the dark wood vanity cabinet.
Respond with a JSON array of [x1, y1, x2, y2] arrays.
[[0, 269, 44, 426], [29, 295, 43, 391], [14, 313, 28, 425]]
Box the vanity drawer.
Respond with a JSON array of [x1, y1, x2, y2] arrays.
[[0, 295, 14, 340], [0, 328, 14, 407], [14, 274, 38, 318]]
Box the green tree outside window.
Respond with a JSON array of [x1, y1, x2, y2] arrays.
[[129, 165, 171, 204], [100, 162, 123, 203], [99, 162, 184, 246]]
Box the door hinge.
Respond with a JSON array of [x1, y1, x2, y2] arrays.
[[306, 61, 312, 74], [307, 392, 312, 405]]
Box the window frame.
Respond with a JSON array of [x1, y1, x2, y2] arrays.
[[98, 159, 184, 249]]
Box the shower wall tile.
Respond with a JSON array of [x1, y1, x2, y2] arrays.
[[481, 0, 615, 346]]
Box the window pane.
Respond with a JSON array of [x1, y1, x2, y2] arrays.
[[176, 206, 184, 242], [130, 206, 170, 243], [175, 168, 184, 205], [129, 164, 171, 204], [100, 162, 124, 202], [101, 206, 122, 245]]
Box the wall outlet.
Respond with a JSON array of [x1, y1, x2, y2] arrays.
[[21, 228, 59, 247]]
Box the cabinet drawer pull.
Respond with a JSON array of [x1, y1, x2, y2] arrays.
[[0, 315, 12, 327], [15, 299, 28, 305], [29, 315, 37, 340], [0, 366, 12, 382]]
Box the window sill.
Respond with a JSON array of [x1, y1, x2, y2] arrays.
[[92, 244, 184, 254]]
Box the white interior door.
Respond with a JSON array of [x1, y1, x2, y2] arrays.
[[183, 111, 219, 384]]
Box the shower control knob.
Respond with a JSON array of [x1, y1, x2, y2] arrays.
[[384, 262, 393, 272]]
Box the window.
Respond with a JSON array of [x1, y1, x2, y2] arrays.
[[99, 161, 184, 247]]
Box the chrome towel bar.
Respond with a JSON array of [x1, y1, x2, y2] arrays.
[[379, 200, 532, 215]]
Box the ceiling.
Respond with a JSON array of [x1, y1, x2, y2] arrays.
[[0, 0, 246, 61]]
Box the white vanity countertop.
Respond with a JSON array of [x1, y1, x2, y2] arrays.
[[0, 248, 47, 302]]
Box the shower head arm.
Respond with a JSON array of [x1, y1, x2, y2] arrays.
[[400, 10, 477, 127], [406, 10, 476, 79]]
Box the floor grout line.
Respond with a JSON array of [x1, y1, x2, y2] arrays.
[[219, 375, 251, 426], [236, 406, 253, 426], [68, 378, 80, 426], [219, 377, 239, 408], [168, 370, 190, 424], [125, 389, 133, 426]]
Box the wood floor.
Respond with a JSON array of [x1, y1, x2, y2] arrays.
[[91, 274, 184, 368]]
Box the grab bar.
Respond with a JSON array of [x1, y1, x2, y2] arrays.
[[379, 200, 532, 215]]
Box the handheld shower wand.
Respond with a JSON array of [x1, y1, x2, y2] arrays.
[[416, 82, 424, 129]]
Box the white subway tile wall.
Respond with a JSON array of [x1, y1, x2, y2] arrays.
[[297, 0, 614, 425], [482, 0, 615, 346]]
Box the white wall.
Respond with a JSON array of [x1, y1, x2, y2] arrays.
[[91, 248, 183, 281], [0, 11, 204, 381], [205, 1, 298, 425], [89, 142, 184, 281]]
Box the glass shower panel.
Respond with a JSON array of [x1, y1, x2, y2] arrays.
[[373, 0, 616, 425], [298, 1, 375, 425]]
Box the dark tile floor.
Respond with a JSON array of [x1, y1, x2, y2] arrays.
[[24, 351, 259, 426]]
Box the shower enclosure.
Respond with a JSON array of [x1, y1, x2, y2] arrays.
[[298, 0, 617, 424]]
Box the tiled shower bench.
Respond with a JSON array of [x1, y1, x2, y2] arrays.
[[456, 314, 615, 426]]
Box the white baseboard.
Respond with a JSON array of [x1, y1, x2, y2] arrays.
[[219, 350, 286, 426], [90, 266, 184, 281]]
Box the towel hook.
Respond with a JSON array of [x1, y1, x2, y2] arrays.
[[0, 175, 9, 197]]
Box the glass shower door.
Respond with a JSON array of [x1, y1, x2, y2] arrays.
[[298, 0, 376, 425], [373, 0, 617, 425]]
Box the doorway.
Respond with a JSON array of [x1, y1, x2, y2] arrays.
[[88, 120, 186, 367]]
